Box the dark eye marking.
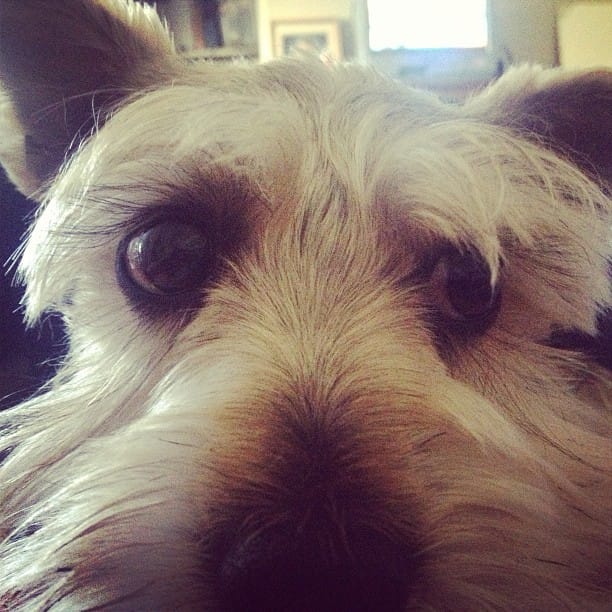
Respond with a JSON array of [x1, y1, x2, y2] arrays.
[[7, 522, 42, 543], [113, 171, 254, 319], [547, 308, 612, 371]]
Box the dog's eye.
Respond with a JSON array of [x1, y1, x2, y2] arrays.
[[120, 220, 214, 298], [430, 249, 501, 333]]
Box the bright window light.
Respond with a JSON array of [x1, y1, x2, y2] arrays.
[[368, 0, 488, 51]]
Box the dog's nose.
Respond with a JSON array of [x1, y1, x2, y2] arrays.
[[218, 527, 413, 612]]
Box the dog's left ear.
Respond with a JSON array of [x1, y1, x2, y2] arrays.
[[472, 66, 612, 189], [469, 67, 612, 370], [0, 0, 181, 196]]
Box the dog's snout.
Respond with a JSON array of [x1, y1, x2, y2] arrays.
[[218, 527, 413, 612]]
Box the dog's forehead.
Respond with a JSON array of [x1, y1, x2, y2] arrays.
[[61, 60, 484, 261], [46, 60, 606, 292], [89, 62, 450, 191]]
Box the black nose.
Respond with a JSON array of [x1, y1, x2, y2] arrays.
[[218, 527, 414, 612]]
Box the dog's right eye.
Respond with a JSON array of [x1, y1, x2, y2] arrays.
[[117, 220, 216, 306]]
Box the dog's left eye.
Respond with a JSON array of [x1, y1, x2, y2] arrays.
[[119, 220, 214, 299], [430, 249, 501, 333]]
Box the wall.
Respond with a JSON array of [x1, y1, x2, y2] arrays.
[[558, 1, 612, 67], [488, 0, 558, 66]]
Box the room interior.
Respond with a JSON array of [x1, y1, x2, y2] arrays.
[[151, 0, 612, 99]]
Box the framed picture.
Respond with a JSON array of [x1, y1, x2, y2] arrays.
[[272, 20, 343, 62]]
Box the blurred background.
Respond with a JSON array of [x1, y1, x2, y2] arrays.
[[1, 0, 611, 406], [152, 0, 612, 98]]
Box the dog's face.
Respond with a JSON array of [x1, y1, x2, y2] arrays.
[[0, 1, 610, 610]]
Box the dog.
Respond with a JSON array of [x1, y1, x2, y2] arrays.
[[0, 1, 610, 610]]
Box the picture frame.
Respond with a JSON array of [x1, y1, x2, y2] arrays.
[[272, 20, 343, 62]]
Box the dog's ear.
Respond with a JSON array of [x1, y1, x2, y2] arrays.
[[470, 67, 612, 371], [0, 0, 180, 196], [506, 69, 612, 370], [511, 70, 612, 190], [472, 66, 612, 189]]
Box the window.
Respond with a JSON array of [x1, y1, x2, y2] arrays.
[[368, 0, 488, 51]]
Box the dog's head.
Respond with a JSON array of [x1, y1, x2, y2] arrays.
[[0, 1, 610, 610]]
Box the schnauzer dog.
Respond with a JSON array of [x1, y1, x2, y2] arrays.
[[0, 1, 610, 610]]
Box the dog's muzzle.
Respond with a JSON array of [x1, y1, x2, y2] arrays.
[[218, 525, 413, 612], [207, 394, 420, 611]]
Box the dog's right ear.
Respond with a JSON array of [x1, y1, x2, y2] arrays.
[[0, 0, 180, 197]]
